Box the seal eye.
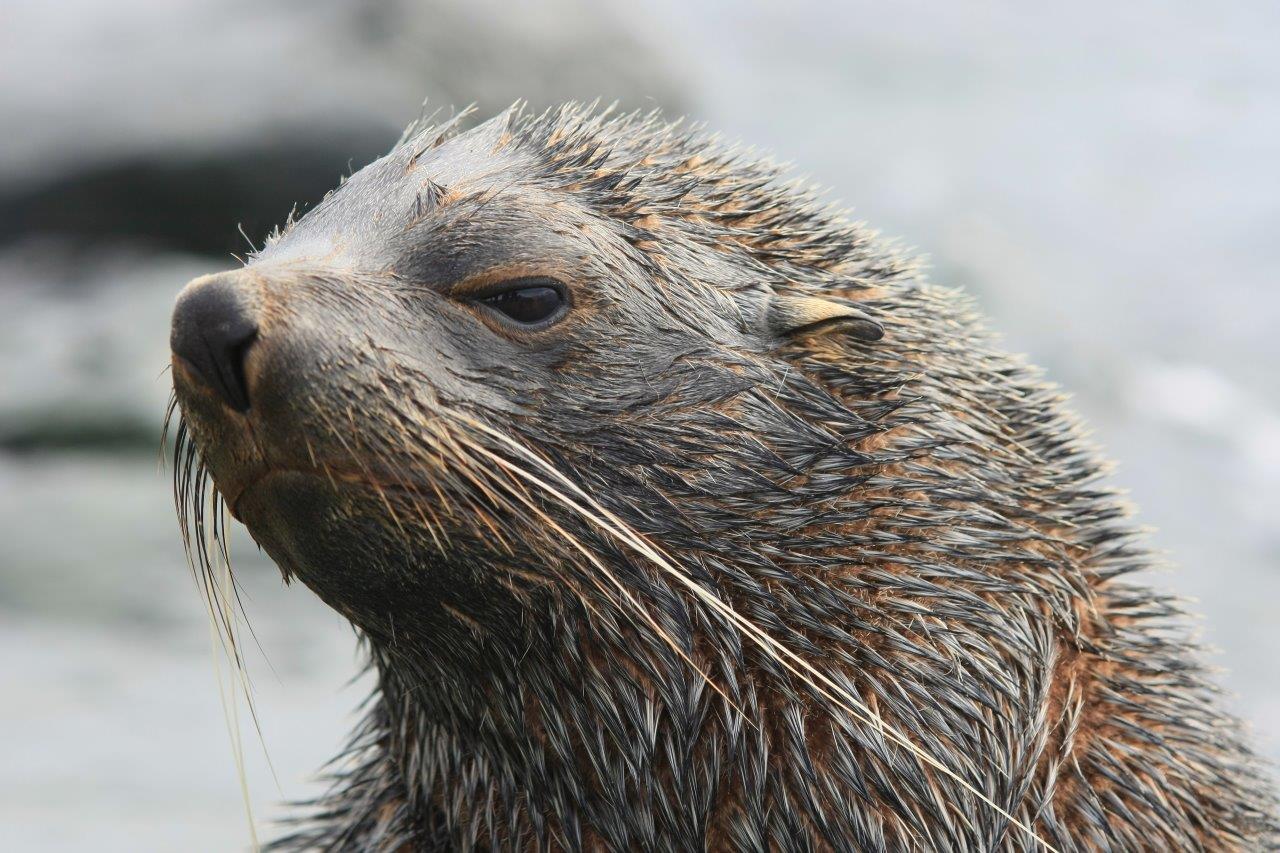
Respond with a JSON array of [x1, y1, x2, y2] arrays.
[[479, 279, 567, 327]]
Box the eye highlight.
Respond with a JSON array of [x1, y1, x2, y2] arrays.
[[477, 277, 568, 328]]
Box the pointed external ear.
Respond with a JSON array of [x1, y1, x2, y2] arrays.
[[762, 293, 884, 343]]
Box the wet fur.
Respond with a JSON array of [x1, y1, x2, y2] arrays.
[[172, 104, 1278, 850]]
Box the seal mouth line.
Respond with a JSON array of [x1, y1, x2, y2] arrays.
[[225, 462, 431, 519]]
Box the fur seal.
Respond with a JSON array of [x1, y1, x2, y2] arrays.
[[168, 104, 1278, 850]]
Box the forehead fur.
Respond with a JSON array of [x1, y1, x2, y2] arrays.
[[266, 102, 915, 298]]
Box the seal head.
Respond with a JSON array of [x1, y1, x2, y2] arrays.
[[170, 105, 1278, 850]]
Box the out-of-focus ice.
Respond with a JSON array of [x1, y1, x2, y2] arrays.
[[0, 452, 366, 851], [0, 0, 688, 187]]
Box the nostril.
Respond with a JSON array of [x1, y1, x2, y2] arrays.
[[170, 276, 260, 412], [224, 331, 257, 411]]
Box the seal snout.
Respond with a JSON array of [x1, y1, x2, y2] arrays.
[[170, 273, 259, 412]]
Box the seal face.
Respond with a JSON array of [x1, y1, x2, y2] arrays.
[[170, 105, 1278, 850]]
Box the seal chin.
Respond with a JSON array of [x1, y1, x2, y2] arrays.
[[220, 464, 276, 521], [230, 469, 361, 593], [232, 469, 328, 530], [229, 468, 467, 636]]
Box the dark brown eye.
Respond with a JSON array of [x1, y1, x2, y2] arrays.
[[479, 279, 567, 327]]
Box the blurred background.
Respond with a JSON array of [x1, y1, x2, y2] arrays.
[[2, 0, 1277, 848]]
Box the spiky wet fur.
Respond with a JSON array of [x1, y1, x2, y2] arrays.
[[172, 103, 1278, 850]]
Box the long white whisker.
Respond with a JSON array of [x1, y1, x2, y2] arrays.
[[454, 413, 1057, 852]]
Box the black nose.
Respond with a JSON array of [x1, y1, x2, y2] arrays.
[[170, 276, 258, 412]]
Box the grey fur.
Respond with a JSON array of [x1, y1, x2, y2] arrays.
[[169, 103, 1278, 851]]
